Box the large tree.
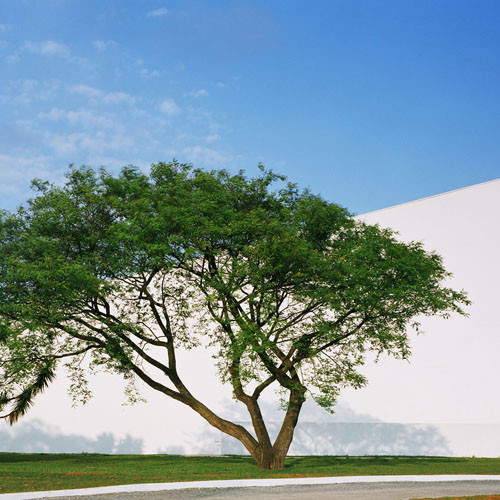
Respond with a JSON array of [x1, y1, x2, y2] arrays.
[[0, 162, 468, 469]]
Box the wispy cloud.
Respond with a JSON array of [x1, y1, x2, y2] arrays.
[[184, 145, 233, 167], [6, 40, 72, 63], [0, 24, 9, 33], [102, 91, 136, 105], [70, 84, 101, 98], [0, 153, 58, 195], [159, 99, 181, 115], [187, 89, 209, 98], [139, 68, 160, 79], [44, 130, 135, 157], [23, 40, 71, 58], [38, 108, 115, 129], [5, 53, 20, 63], [92, 40, 117, 51], [147, 8, 169, 17], [70, 84, 137, 105], [205, 134, 220, 143], [3, 79, 61, 104], [84, 155, 134, 170]]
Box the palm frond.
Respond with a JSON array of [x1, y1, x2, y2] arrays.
[[5, 362, 56, 425], [0, 391, 10, 410]]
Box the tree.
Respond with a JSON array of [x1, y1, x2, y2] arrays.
[[0, 162, 468, 469]]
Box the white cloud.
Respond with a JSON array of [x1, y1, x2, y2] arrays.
[[44, 132, 81, 156], [139, 68, 160, 79], [0, 24, 9, 33], [70, 84, 136, 105], [102, 91, 136, 105], [147, 8, 169, 17], [159, 99, 181, 116], [205, 134, 220, 143], [0, 153, 57, 194], [44, 130, 135, 157], [216, 82, 225, 88], [84, 156, 131, 170], [183, 146, 232, 167], [6, 40, 71, 63], [70, 84, 102, 98], [23, 40, 71, 58], [188, 89, 209, 98], [4, 79, 61, 104], [93, 40, 117, 51], [18, 80, 39, 92], [5, 53, 20, 63], [39, 108, 115, 129]]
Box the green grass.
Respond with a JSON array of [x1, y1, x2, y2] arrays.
[[408, 497, 500, 500], [1, 454, 500, 494]]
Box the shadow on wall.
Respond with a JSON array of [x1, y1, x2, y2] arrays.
[[289, 422, 451, 456], [219, 400, 452, 456], [157, 427, 223, 455], [0, 419, 143, 454], [221, 422, 451, 456], [0, 400, 451, 456]]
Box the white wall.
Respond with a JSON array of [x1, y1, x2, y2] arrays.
[[2, 179, 499, 456], [346, 178, 500, 426]]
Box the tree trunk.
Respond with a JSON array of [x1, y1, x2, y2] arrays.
[[254, 445, 287, 470], [251, 388, 305, 469], [158, 361, 305, 470]]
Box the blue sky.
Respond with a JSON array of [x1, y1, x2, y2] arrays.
[[1, 0, 499, 214]]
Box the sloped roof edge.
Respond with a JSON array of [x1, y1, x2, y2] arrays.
[[360, 177, 500, 217]]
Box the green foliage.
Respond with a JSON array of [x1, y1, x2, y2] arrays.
[[0, 161, 469, 427]]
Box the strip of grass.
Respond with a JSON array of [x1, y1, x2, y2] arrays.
[[1, 454, 500, 494], [409, 496, 500, 500]]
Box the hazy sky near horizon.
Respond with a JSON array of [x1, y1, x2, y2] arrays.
[[1, 0, 499, 214]]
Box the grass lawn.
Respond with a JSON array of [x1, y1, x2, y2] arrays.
[[1, 454, 500, 494], [409, 497, 500, 500]]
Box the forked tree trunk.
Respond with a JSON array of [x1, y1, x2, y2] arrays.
[[175, 375, 305, 470], [251, 388, 305, 469]]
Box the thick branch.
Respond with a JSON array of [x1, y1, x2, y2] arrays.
[[228, 359, 272, 448], [251, 375, 276, 399], [272, 382, 306, 457]]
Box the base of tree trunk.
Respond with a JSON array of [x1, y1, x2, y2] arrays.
[[255, 451, 286, 470]]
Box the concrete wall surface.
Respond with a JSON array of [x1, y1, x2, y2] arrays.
[[2, 179, 499, 457]]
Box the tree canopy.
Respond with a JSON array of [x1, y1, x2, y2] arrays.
[[0, 162, 469, 468]]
